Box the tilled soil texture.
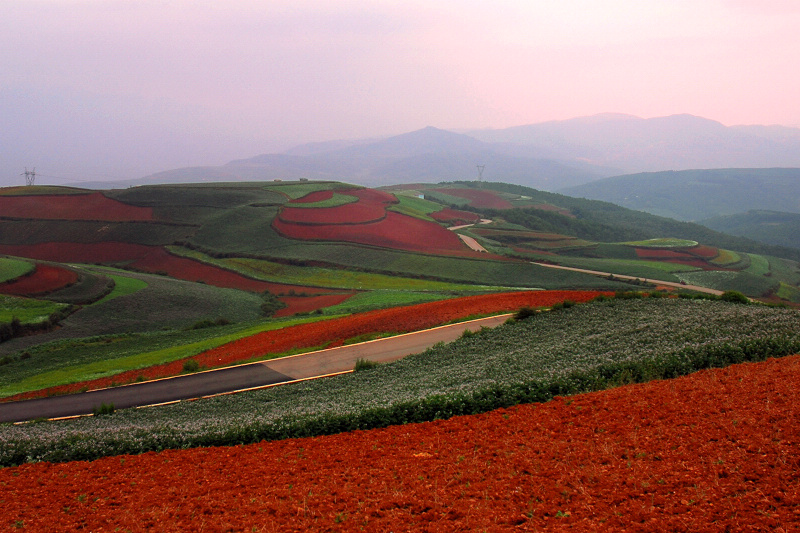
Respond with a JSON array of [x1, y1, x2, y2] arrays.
[[2, 354, 798, 532]]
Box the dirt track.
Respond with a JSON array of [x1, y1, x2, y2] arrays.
[[533, 261, 724, 296]]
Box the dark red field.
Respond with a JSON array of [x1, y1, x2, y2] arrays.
[[0, 192, 154, 221], [0, 264, 78, 297], [273, 211, 473, 255], [2, 353, 797, 531]]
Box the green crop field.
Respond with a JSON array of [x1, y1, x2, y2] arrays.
[[0, 295, 68, 325], [319, 290, 469, 315], [621, 238, 699, 248], [0, 257, 33, 283], [93, 273, 148, 305], [744, 253, 771, 276], [169, 247, 497, 292], [4, 297, 799, 465], [388, 195, 442, 220], [263, 181, 353, 199], [283, 192, 358, 208]]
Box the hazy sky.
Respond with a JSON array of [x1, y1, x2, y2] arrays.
[[2, 0, 799, 185]]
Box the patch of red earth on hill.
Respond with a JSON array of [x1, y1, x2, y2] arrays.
[[4, 355, 799, 531], [433, 188, 514, 209], [635, 248, 695, 259], [0, 242, 337, 297], [0, 192, 154, 221], [430, 208, 481, 224], [279, 189, 396, 225], [5, 291, 607, 401], [0, 264, 78, 296], [688, 244, 720, 259], [289, 190, 334, 204], [273, 293, 357, 317], [273, 211, 472, 255]]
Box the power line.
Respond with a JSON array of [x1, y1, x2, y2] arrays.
[[20, 167, 36, 186]]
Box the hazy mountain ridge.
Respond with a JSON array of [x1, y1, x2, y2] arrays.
[[84, 113, 800, 192]]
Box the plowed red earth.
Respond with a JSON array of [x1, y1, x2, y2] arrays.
[[273, 211, 473, 255], [0, 264, 77, 296], [273, 293, 356, 318], [0, 192, 153, 221], [4, 291, 606, 401], [4, 355, 799, 531], [0, 243, 340, 299]]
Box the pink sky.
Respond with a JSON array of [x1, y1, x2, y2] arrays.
[[1, 0, 799, 183]]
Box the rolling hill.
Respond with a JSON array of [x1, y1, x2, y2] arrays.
[[560, 168, 800, 223]]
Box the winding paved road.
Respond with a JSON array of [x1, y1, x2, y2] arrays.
[[0, 314, 510, 423]]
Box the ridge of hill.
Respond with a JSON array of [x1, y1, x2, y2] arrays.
[[468, 114, 800, 173]]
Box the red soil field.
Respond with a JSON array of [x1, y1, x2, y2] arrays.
[[0, 242, 336, 298], [3, 354, 798, 531], [279, 189, 396, 225], [5, 291, 607, 400], [289, 190, 334, 204], [0, 264, 77, 297], [273, 293, 356, 318], [0, 192, 153, 221], [635, 248, 695, 259], [429, 208, 481, 224], [433, 188, 514, 209], [273, 211, 471, 255], [689, 245, 721, 259]]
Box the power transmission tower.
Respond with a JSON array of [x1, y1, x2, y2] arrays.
[[476, 165, 485, 188], [21, 167, 36, 186]]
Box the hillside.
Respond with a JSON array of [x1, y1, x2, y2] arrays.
[[700, 210, 800, 250], [3, 179, 800, 401], [560, 168, 800, 222]]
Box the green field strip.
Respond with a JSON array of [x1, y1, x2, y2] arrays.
[[0, 257, 34, 283], [0, 185, 89, 196], [92, 275, 149, 305], [320, 290, 475, 315], [168, 246, 497, 291], [388, 195, 442, 219], [262, 182, 353, 199], [620, 238, 699, 248], [0, 315, 340, 397], [776, 282, 800, 303], [0, 295, 68, 324], [285, 193, 359, 208], [744, 253, 770, 276]]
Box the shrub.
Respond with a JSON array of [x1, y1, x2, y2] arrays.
[[514, 307, 538, 320], [92, 403, 115, 416], [720, 290, 750, 304], [354, 358, 379, 372], [182, 359, 200, 373]]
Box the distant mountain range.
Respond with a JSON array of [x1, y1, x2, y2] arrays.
[[77, 113, 800, 192]]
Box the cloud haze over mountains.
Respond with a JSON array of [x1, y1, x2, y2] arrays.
[[2, 1, 800, 186]]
